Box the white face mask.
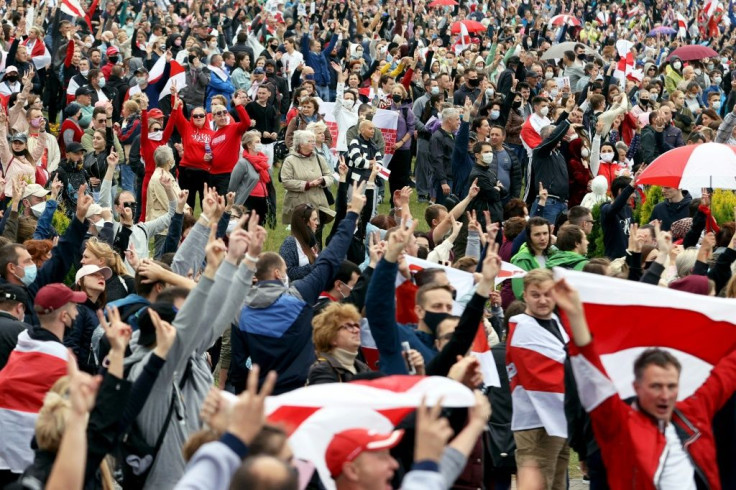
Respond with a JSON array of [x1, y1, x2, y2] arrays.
[[148, 131, 163, 141], [94, 219, 106, 232], [549, 89, 559, 99], [673, 61, 682, 70], [430, 86, 440, 95], [486, 88, 494, 98], [481, 152, 494, 164], [713, 101, 722, 110], [81, 69, 89, 77], [539, 106, 549, 117], [545, 71, 554, 79], [695, 68, 702, 75], [30, 201, 46, 218], [600, 152, 614, 163], [226, 219, 238, 234], [254, 143, 264, 153], [343, 99, 355, 109], [568, 132, 578, 141], [581, 147, 590, 158], [714, 76, 723, 84]]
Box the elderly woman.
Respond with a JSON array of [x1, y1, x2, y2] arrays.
[[307, 121, 337, 170], [147, 145, 181, 256], [280, 129, 335, 227], [284, 97, 332, 149], [228, 131, 270, 223], [307, 302, 371, 385]]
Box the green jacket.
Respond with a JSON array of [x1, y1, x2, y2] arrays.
[[545, 250, 588, 271], [510, 243, 558, 298]]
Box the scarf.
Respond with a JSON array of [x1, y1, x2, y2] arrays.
[[331, 348, 359, 374], [242, 151, 271, 183]]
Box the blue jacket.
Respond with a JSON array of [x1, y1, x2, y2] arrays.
[[206, 70, 235, 112], [451, 121, 474, 198], [64, 301, 99, 374], [301, 33, 338, 87], [236, 211, 359, 394], [365, 259, 437, 375]]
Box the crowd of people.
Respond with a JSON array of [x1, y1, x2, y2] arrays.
[[0, 0, 734, 489]]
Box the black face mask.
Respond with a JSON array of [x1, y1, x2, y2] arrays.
[[392, 94, 402, 104], [467, 78, 480, 87], [12, 149, 25, 156], [5, 76, 17, 83], [512, 100, 522, 109], [270, 44, 279, 50], [108, 56, 119, 64], [423, 310, 450, 335]]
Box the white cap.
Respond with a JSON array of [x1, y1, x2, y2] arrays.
[[75, 264, 113, 284], [22, 183, 49, 199], [85, 203, 104, 219]]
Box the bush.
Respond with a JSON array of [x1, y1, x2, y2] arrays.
[[588, 202, 606, 258], [636, 186, 663, 225], [711, 189, 736, 224]]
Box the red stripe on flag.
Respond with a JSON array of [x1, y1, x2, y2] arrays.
[[508, 346, 566, 393], [350, 375, 426, 393], [0, 351, 66, 413], [268, 406, 321, 436], [560, 304, 736, 365]]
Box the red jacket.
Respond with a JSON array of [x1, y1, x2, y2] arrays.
[[171, 104, 214, 171], [569, 340, 736, 490], [209, 105, 252, 175], [139, 108, 176, 221], [58, 118, 84, 158]]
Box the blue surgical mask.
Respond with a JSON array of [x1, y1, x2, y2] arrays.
[[17, 264, 37, 286]]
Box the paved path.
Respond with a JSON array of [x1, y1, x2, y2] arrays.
[[511, 478, 588, 489]]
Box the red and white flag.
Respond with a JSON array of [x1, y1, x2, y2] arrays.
[[60, 0, 84, 17], [676, 12, 688, 38], [128, 56, 186, 101], [613, 40, 635, 89], [453, 22, 471, 55], [0, 332, 68, 472], [556, 268, 736, 400], [704, 0, 720, 18], [255, 376, 476, 490]]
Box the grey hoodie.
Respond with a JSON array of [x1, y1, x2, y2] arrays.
[[127, 258, 255, 489]]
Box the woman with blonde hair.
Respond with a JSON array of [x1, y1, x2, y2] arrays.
[[81, 237, 135, 301], [307, 302, 371, 385]]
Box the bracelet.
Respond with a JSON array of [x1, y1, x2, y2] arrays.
[[245, 253, 259, 263]]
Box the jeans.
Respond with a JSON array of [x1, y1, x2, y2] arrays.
[[316, 85, 331, 101], [531, 196, 567, 226], [120, 164, 135, 192]]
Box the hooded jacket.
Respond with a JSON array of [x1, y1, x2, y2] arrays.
[[545, 250, 588, 271], [649, 191, 692, 231], [235, 211, 359, 395]]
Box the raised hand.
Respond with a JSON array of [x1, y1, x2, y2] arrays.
[[149, 307, 177, 359], [227, 215, 251, 261], [97, 306, 132, 353], [106, 149, 119, 166], [385, 218, 418, 262], [348, 181, 367, 214], [204, 224, 227, 275], [228, 365, 277, 445], [413, 396, 454, 463], [67, 355, 102, 416], [50, 175, 63, 201], [76, 184, 93, 222]]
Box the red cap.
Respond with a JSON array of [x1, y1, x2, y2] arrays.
[[34, 284, 87, 314], [325, 429, 404, 478], [106, 46, 120, 56], [148, 108, 164, 120]]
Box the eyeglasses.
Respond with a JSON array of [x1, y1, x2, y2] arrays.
[[97, 118, 107, 123], [339, 322, 361, 331], [192, 113, 206, 119], [213, 110, 228, 117], [123, 201, 137, 209]]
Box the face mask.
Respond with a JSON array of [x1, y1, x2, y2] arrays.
[[581, 147, 590, 158], [80, 70, 89, 77], [392, 94, 402, 104], [549, 89, 559, 98], [226, 219, 238, 234], [386, 54, 393, 63], [486, 88, 495, 98], [422, 310, 450, 335], [148, 131, 163, 141], [600, 152, 614, 163], [467, 78, 479, 87], [650, 93, 658, 102], [281, 274, 289, 288], [482, 152, 494, 164], [30, 201, 46, 217], [94, 219, 105, 232], [136, 76, 147, 86], [343, 99, 355, 109], [568, 132, 578, 141], [490, 110, 500, 120], [673, 61, 682, 70], [713, 101, 722, 110], [512, 100, 522, 109], [545, 71, 554, 79], [30, 117, 43, 128], [430, 86, 440, 95], [539, 106, 549, 117], [695, 68, 702, 75], [708, 63, 715, 70], [109, 56, 119, 64], [16, 264, 37, 286], [714, 76, 722, 84], [98, 77, 106, 88], [254, 143, 264, 152], [722, 57, 729, 64], [476, 64, 484, 70]]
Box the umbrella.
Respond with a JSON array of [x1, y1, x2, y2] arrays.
[[637, 143, 736, 190], [648, 26, 677, 36], [540, 41, 603, 61], [549, 14, 582, 27], [428, 0, 457, 6], [450, 19, 486, 34], [667, 45, 719, 61]]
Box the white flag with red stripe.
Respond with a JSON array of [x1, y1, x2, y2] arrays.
[[555, 268, 736, 400], [453, 22, 471, 55], [0, 331, 68, 472], [676, 12, 688, 38], [158, 59, 186, 101], [257, 376, 476, 490], [613, 40, 635, 89], [60, 0, 85, 17], [705, 0, 719, 18]]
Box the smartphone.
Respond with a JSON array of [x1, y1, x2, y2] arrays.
[[401, 341, 416, 375]]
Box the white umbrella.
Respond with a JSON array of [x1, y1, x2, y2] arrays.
[[637, 142, 736, 190], [541, 41, 603, 61]]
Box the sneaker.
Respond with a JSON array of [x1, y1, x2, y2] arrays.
[[417, 195, 429, 203], [377, 194, 384, 204]]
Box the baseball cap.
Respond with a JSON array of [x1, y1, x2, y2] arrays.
[[75, 264, 112, 285], [4, 66, 18, 75], [0, 284, 29, 306], [66, 142, 85, 154], [34, 283, 87, 314], [134, 66, 149, 75], [525, 70, 540, 78], [85, 203, 103, 219], [22, 183, 49, 199], [148, 108, 164, 120], [468, 131, 478, 142], [253, 67, 265, 74], [75, 85, 94, 97], [325, 429, 404, 478], [136, 302, 178, 347], [106, 46, 120, 57], [9, 133, 27, 143]]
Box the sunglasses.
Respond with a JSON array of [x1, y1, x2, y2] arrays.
[[192, 113, 206, 119], [97, 118, 107, 123], [213, 110, 228, 117], [123, 202, 137, 209]]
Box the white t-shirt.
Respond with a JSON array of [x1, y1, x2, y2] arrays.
[[536, 254, 546, 268], [658, 423, 696, 490], [281, 50, 304, 90]]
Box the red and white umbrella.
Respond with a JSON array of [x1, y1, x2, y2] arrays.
[[549, 14, 582, 27], [637, 142, 736, 190]]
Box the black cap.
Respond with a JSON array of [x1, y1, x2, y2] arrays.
[[525, 70, 540, 79], [75, 85, 94, 97], [137, 302, 177, 347], [66, 142, 85, 154], [0, 284, 29, 306]]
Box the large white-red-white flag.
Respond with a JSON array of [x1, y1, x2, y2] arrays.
[[128, 56, 186, 101], [705, 0, 720, 18], [676, 12, 688, 38], [250, 376, 476, 490], [555, 268, 736, 400]]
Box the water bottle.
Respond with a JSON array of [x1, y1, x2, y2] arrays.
[[205, 142, 212, 158]]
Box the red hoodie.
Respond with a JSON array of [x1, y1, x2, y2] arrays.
[[209, 105, 252, 175], [170, 104, 214, 171]]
